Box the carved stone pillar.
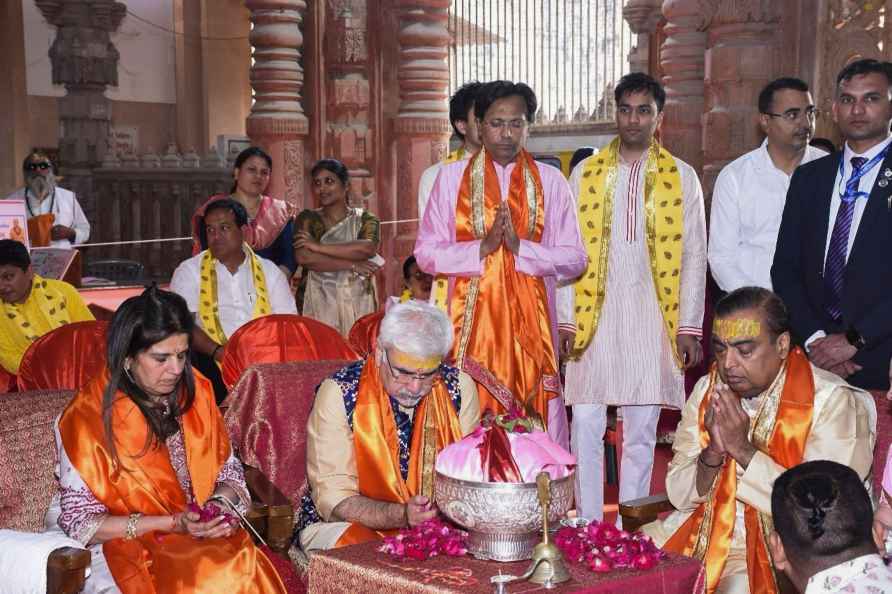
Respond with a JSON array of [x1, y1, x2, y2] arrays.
[[36, 0, 126, 219], [659, 0, 707, 173], [390, 0, 451, 294], [245, 0, 309, 207], [623, 0, 663, 74], [701, 1, 779, 204]]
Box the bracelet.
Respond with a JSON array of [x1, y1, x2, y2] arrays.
[[698, 452, 725, 468], [212, 344, 222, 359], [125, 513, 142, 540]]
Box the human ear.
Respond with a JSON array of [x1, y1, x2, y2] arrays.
[[769, 531, 789, 572]]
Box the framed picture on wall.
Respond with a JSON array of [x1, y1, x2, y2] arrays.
[[0, 199, 29, 246]]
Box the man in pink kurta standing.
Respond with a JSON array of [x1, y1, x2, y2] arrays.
[[414, 80, 587, 448]]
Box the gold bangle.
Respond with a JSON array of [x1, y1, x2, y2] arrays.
[[125, 513, 142, 540]]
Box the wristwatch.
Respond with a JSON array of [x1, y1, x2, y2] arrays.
[[845, 327, 866, 350]]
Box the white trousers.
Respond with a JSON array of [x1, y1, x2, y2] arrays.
[[570, 403, 661, 522]]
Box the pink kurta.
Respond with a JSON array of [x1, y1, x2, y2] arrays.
[[414, 158, 588, 447]]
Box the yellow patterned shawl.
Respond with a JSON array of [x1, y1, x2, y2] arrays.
[[4, 274, 73, 341], [572, 137, 685, 366], [432, 147, 469, 311], [198, 245, 271, 344]]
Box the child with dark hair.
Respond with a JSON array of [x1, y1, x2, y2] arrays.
[[770, 460, 892, 593]]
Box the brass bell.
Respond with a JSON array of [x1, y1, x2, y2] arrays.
[[524, 472, 571, 587]]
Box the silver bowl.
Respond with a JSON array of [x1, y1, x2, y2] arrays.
[[434, 470, 575, 562]]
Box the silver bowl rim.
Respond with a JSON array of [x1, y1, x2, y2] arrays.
[[434, 469, 575, 491]]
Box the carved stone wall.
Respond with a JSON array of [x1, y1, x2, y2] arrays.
[[624, 0, 663, 74]]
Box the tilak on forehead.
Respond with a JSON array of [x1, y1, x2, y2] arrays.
[[388, 350, 442, 371], [713, 318, 761, 342]]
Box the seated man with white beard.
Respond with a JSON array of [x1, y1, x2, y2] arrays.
[[4, 151, 90, 248], [297, 300, 480, 552]]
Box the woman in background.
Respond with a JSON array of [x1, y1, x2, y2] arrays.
[[192, 146, 296, 278], [295, 158, 380, 335]]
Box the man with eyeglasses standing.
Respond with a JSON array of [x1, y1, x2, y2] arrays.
[[297, 300, 480, 551], [4, 151, 90, 248], [415, 80, 587, 449], [773, 58, 892, 391], [558, 72, 707, 523], [709, 77, 825, 293]]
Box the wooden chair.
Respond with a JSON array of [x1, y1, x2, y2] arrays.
[[619, 389, 892, 533], [16, 320, 109, 392], [221, 314, 358, 389]]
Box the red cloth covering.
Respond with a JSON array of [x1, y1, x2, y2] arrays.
[[347, 310, 385, 358], [308, 540, 705, 594], [223, 360, 353, 505], [0, 366, 16, 394], [221, 314, 359, 389], [16, 320, 109, 392], [872, 390, 892, 496]]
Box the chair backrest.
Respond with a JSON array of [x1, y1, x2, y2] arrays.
[[220, 314, 358, 389], [347, 310, 385, 358], [85, 258, 145, 283], [0, 390, 75, 532], [872, 390, 892, 496], [223, 360, 352, 506], [17, 321, 109, 392]]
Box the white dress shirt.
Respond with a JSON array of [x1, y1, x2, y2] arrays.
[[709, 139, 826, 291], [3, 186, 91, 248], [169, 248, 297, 339]]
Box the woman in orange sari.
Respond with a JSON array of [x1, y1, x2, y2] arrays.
[[46, 287, 285, 593]]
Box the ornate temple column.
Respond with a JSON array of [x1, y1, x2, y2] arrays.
[[0, 0, 29, 193], [623, 0, 663, 74], [659, 0, 707, 173], [700, 1, 779, 203], [36, 0, 126, 219], [389, 0, 451, 294], [245, 0, 309, 207]]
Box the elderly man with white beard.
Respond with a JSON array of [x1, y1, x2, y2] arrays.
[[4, 151, 90, 248]]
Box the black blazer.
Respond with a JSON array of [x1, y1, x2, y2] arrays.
[[771, 149, 892, 390]]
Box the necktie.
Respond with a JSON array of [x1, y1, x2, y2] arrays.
[[823, 156, 867, 321]]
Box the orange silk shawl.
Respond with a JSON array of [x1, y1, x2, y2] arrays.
[[27, 213, 55, 247], [450, 148, 558, 423], [663, 347, 815, 594], [352, 355, 463, 511], [58, 369, 285, 594]]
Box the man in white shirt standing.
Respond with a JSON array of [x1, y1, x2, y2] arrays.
[[709, 78, 825, 293], [4, 151, 90, 249], [170, 198, 296, 400]]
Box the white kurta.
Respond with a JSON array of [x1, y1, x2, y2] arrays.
[[558, 152, 707, 408]]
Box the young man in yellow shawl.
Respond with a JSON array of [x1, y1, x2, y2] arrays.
[[297, 300, 480, 551], [415, 80, 588, 449], [170, 198, 296, 400], [642, 287, 876, 594], [0, 238, 94, 375], [557, 72, 707, 523]]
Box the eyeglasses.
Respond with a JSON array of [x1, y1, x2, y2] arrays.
[[383, 350, 440, 383], [763, 107, 819, 122], [24, 162, 51, 172], [483, 119, 528, 131]]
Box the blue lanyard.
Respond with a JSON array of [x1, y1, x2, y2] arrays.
[[837, 143, 891, 203]]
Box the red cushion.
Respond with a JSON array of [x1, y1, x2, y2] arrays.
[[223, 360, 353, 506], [221, 315, 358, 389], [0, 390, 75, 532], [16, 320, 108, 392]]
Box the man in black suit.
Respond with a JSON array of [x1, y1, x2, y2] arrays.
[[772, 58, 892, 390]]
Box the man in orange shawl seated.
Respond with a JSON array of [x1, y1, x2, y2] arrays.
[[642, 287, 876, 594], [414, 80, 587, 449], [298, 300, 480, 552]]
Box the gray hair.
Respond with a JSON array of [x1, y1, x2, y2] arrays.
[[378, 300, 454, 360]]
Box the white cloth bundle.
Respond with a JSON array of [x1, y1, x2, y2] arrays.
[[0, 529, 86, 594]]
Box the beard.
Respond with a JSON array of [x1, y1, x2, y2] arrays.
[[26, 172, 55, 198]]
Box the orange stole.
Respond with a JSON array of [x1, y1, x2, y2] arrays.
[[451, 149, 558, 423], [27, 213, 55, 247], [58, 369, 286, 594], [663, 348, 814, 594], [344, 356, 463, 544]]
